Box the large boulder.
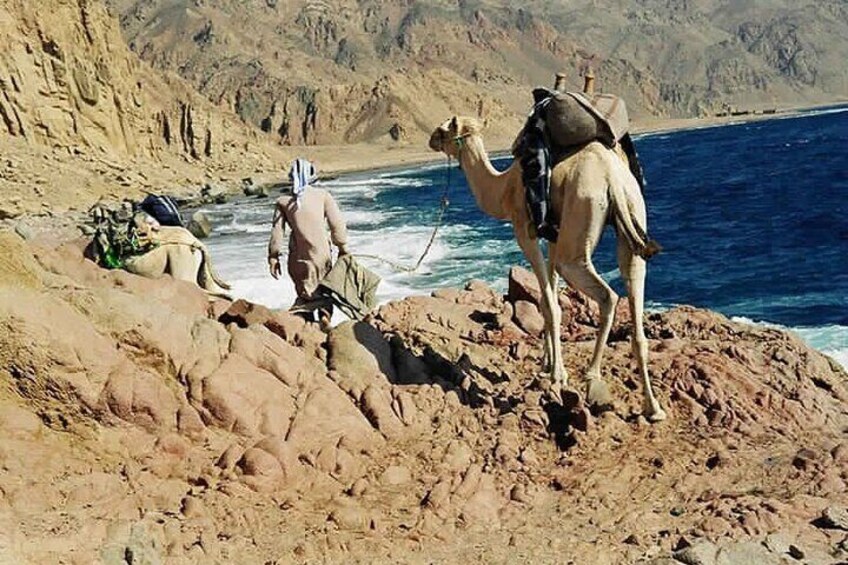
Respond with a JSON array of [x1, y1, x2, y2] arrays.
[[186, 210, 213, 239]]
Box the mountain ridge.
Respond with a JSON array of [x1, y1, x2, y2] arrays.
[[105, 0, 848, 145]]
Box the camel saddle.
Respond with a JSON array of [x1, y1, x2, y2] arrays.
[[544, 89, 629, 150], [512, 87, 645, 189], [512, 88, 630, 154]]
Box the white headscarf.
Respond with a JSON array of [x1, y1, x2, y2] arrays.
[[289, 158, 317, 208]]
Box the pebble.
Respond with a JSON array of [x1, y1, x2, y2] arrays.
[[763, 533, 790, 554], [788, 544, 804, 560], [509, 483, 531, 504], [821, 506, 848, 531], [348, 478, 368, 497]]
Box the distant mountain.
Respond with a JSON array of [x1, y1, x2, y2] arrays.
[[105, 0, 848, 145]]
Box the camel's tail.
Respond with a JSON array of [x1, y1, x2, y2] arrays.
[[197, 245, 232, 292], [608, 182, 662, 260]]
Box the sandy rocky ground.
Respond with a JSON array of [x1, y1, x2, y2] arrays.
[[0, 231, 846, 564], [1, 1, 847, 562]]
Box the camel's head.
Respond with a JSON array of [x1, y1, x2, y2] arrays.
[[429, 116, 483, 157]]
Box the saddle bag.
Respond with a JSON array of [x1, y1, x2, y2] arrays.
[[139, 194, 184, 227], [544, 90, 629, 150], [512, 87, 645, 190]]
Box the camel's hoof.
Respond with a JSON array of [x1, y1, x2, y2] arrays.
[[585, 378, 613, 412], [541, 366, 567, 385], [646, 407, 668, 423], [555, 368, 569, 387], [541, 381, 563, 405]]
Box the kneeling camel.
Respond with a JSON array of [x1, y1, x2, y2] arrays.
[[123, 225, 232, 299]]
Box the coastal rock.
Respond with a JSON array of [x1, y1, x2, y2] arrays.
[[513, 299, 544, 336], [821, 506, 848, 531], [508, 266, 542, 306], [0, 236, 846, 562], [0, 0, 285, 220], [243, 179, 269, 197], [187, 211, 213, 239]]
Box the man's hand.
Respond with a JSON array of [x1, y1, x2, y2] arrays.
[[269, 257, 282, 279]]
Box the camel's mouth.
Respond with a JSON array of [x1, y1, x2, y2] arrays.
[[428, 128, 446, 152]]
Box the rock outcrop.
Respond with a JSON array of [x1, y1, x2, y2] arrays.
[[0, 0, 255, 159], [0, 235, 846, 563], [0, 0, 287, 220]]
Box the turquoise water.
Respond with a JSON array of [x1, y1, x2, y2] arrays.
[[204, 106, 848, 368]]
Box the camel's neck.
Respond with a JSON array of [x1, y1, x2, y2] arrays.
[[458, 136, 513, 221]]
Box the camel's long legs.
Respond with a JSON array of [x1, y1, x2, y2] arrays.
[[547, 255, 564, 383], [517, 234, 566, 383], [617, 238, 666, 421], [557, 257, 618, 403]]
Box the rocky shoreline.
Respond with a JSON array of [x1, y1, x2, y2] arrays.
[[4, 100, 844, 250], [0, 231, 845, 563]]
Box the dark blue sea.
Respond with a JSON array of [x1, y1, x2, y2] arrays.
[[206, 106, 848, 368]]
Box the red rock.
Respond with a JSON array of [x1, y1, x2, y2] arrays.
[[219, 298, 272, 327], [361, 384, 404, 438], [513, 299, 544, 336], [2, 234, 848, 563], [253, 436, 302, 484], [507, 266, 542, 306], [238, 448, 283, 478]]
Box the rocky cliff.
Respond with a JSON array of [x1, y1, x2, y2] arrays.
[[105, 0, 848, 146], [0, 0, 258, 157], [0, 0, 286, 219], [0, 231, 846, 563]]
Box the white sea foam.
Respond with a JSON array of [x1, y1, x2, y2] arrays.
[[228, 276, 295, 310], [215, 220, 273, 235], [600, 268, 621, 283], [213, 242, 848, 371], [826, 350, 848, 371], [339, 209, 383, 227], [379, 161, 453, 176], [730, 316, 848, 371], [323, 177, 431, 190], [791, 106, 848, 118], [205, 137, 848, 365]]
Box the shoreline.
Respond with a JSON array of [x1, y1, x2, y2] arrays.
[[2, 98, 845, 240], [311, 99, 848, 178], [632, 100, 848, 136], [3, 99, 845, 373]]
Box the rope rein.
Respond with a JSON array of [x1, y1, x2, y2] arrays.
[[354, 155, 454, 273]]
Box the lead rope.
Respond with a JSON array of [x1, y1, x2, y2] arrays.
[[354, 156, 453, 273]]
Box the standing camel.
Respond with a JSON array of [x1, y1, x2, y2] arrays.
[[429, 116, 666, 422]]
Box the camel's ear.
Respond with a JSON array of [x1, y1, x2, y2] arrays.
[[450, 116, 458, 132]]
